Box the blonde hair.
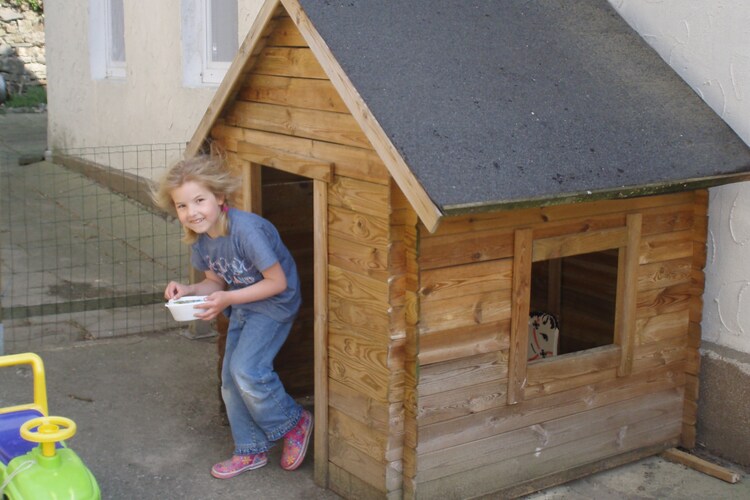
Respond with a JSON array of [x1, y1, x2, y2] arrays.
[[152, 155, 239, 244]]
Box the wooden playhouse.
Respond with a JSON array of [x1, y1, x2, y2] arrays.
[[185, 1, 750, 498]]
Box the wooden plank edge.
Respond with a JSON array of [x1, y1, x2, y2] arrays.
[[617, 213, 642, 377], [507, 227, 532, 404], [328, 462, 396, 500], [498, 442, 676, 499], [237, 140, 333, 181], [314, 179, 330, 487], [660, 448, 741, 484]]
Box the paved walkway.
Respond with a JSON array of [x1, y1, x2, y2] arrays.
[[0, 112, 748, 499], [0, 110, 47, 160]]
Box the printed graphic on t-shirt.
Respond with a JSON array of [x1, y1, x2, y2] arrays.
[[205, 256, 262, 287]]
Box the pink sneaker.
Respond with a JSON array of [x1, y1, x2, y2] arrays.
[[281, 409, 313, 471], [211, 452, 268, 479]]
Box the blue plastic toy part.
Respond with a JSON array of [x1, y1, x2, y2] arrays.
[[0, 409, 46, 465]]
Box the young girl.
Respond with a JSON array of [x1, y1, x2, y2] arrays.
[[153, 155, 312, 478]]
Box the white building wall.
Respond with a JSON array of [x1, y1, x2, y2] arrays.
[[44, 0, 262, 152], [609, 0, 750, 355]]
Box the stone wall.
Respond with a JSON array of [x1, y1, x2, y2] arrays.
[[0, 2, 45, 95]]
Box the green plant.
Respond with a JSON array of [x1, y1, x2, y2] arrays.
[[9, 0, 44, 13], [5, 85, 46, 108]]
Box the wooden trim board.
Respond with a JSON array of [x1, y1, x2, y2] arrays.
[[313, 178, 330, 486], [508, 228, 533, 404], [616, 213, 642, 376], [660, 448, 740, 484], [238, 141, 333, 181]]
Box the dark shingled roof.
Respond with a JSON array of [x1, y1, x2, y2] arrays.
[[297, 0, 750, 213]]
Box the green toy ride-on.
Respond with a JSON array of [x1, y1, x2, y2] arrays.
[[0, 353, 100, 499]]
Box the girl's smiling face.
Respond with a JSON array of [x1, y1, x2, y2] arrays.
[[171, 180, 225, 238]]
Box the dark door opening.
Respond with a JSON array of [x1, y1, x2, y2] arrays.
[[261, 167, 316, 400]]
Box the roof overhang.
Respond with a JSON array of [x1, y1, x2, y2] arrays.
[[441, 171, 750, 217]]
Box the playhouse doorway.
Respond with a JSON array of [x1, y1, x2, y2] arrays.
[[255, 165, 327, 480], [261, 167, 316, 398]]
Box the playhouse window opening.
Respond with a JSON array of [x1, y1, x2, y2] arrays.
[[529, 249, 619, 358]]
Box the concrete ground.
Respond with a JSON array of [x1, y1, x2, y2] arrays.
[[1, 112, 749, 499], [0, 333, 331, 499]]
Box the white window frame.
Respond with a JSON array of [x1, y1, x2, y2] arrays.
[[182, 0, 239, 87], [90, 0, 127, 80]]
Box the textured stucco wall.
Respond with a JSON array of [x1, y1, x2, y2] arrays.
[[608, 1, 750, 353], [45, 0, 262, 154], [610, 0, 750, 466]]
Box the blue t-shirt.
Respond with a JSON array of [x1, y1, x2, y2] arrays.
[[191, 208, 301, 322]]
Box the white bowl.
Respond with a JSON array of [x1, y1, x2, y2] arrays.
[[165, 296, 207, 321]]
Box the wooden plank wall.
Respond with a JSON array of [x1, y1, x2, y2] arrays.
[[326, 175, 406, 499], [199, 8, 708, 498], [411, 192, 703, 498], [209, 14, 405, 498]]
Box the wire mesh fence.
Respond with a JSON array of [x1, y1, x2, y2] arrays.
[[0, 144, 192, 354]]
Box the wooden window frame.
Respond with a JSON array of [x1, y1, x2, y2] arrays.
[[507, 214, 642, 404]]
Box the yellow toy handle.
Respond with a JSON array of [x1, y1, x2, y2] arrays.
[[0, 352, 49, 416], [20, 416, 77, 458]]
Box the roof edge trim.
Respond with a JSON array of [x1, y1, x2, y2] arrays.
[[441, 171, 750, 217]]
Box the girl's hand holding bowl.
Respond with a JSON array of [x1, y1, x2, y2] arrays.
[[165, 296, 208, 321]]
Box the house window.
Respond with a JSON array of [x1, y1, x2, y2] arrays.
[[89, 0, 127, 80], [203, 0, 238, 83], [182, 0, 238, 86]]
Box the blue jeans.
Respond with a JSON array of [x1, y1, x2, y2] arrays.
[[221, 309, 302, 455]]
